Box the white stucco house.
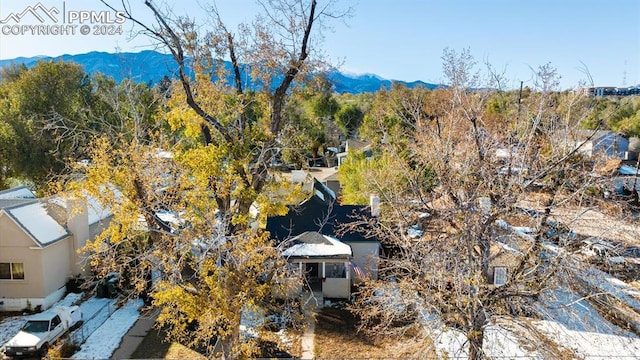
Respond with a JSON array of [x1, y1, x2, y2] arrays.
[[0, 187, 111, 311]]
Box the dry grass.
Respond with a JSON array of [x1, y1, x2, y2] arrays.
[[314, 306, 436, 359]]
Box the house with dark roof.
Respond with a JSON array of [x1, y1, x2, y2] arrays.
[[0, 187, 111, 311], [267, 179, 380, 298], [574, 130, 630, 159]]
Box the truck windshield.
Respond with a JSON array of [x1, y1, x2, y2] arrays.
[[23, 320, 50, 333]]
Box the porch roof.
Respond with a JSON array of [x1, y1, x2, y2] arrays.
[[282, 231, 352, 258]]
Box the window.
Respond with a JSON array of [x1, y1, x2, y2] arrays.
[[0, 262, 25, 280], [327, 263, 346, 278], [50, 315, 61, 330], [493, 267, 507, 286]]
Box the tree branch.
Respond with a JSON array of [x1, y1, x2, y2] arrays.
[[101, 0, 232, 144], [269, 0, 317, 135]]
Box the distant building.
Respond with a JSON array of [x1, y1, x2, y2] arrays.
[[578, 86, 640, 97]]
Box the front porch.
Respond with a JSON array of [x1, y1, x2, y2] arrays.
[[280, 232, 355, 299], [293, 260, 352, 299]]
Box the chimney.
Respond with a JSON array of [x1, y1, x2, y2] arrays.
[[66, 198, 90, 275], [290, 170, 307, 183], [370, 194, 380, 217]]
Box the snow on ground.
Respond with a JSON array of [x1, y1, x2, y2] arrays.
[[57, 292, 83, 307], [428, 305, 640, 360], [536, 270, 640, 358], [240, 306, 265, 339], [69, 297, 117, 344], [421, 306, 542, 359], [429, 326, 467, 359], [532, 280, 640, 360], [72, 298, 142, 359], [0, 316, 25, 347], [532, 285, 640, 358], [535, 287, 631, 335], [428, 323, 544, 359], [1, 292, 142, 360], [582, 267, 640, 310], [482, 324, 543, 359], [534, 320, 640, 359], [240, 305, 295, 350], [424, 272, 640, 360]]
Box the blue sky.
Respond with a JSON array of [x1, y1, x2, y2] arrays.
[[1, 0, 638, 89]]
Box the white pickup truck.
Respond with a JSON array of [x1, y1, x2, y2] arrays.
[[3, 306, 81, 358]]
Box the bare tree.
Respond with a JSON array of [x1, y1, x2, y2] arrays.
[[348, 50, 603, 359]]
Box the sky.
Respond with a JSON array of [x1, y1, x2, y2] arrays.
[[0, 0, 638, 89]]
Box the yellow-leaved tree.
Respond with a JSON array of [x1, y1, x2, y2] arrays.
[[66, 1, 351, 358]]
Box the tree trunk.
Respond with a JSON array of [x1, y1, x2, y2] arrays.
[[217, 316, 241, 360], [468, 306, 486, 360]]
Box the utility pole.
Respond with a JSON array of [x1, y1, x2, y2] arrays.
[[515, 80, 524, 134]]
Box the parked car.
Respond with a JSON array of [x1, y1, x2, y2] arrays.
[[2, 306, 81, 358]]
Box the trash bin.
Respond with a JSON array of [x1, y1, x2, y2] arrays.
[[107, 278, 118, 298], [96, 281, 107, 298]]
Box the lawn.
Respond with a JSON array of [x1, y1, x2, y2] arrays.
[[314, 306, 436, 359], [130, 305, 428, 359]]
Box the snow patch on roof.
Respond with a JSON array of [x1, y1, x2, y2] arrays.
[[0, 186, 36, 200], [282, 232, 351, 257], [495, 219, 535, 241], [86, 195, 111, 225], [6, 202, 68, 245], [47, 193, 111, 226], [620, 164, 638, 176]]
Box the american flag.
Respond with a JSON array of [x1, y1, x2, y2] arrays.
[[350, 260, 365, 280]]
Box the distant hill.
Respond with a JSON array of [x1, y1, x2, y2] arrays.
[[0, 50, 439, 94]]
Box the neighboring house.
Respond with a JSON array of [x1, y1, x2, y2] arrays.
[[337, 139, 372, 167], [307, 166, 342, 199], [488, 219, 536, 287], [575, 130, 630, 159], [266, 179, 380, 298], [0, 188, 111, 311], [0, 186, 37, 209], [282, 167, 343, 199], [320, 171, 341, 198], [487, 241, 521, 286], [281, 231, 354, 299]]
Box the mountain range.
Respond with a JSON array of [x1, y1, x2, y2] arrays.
[[0, 50, 439, 94]]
